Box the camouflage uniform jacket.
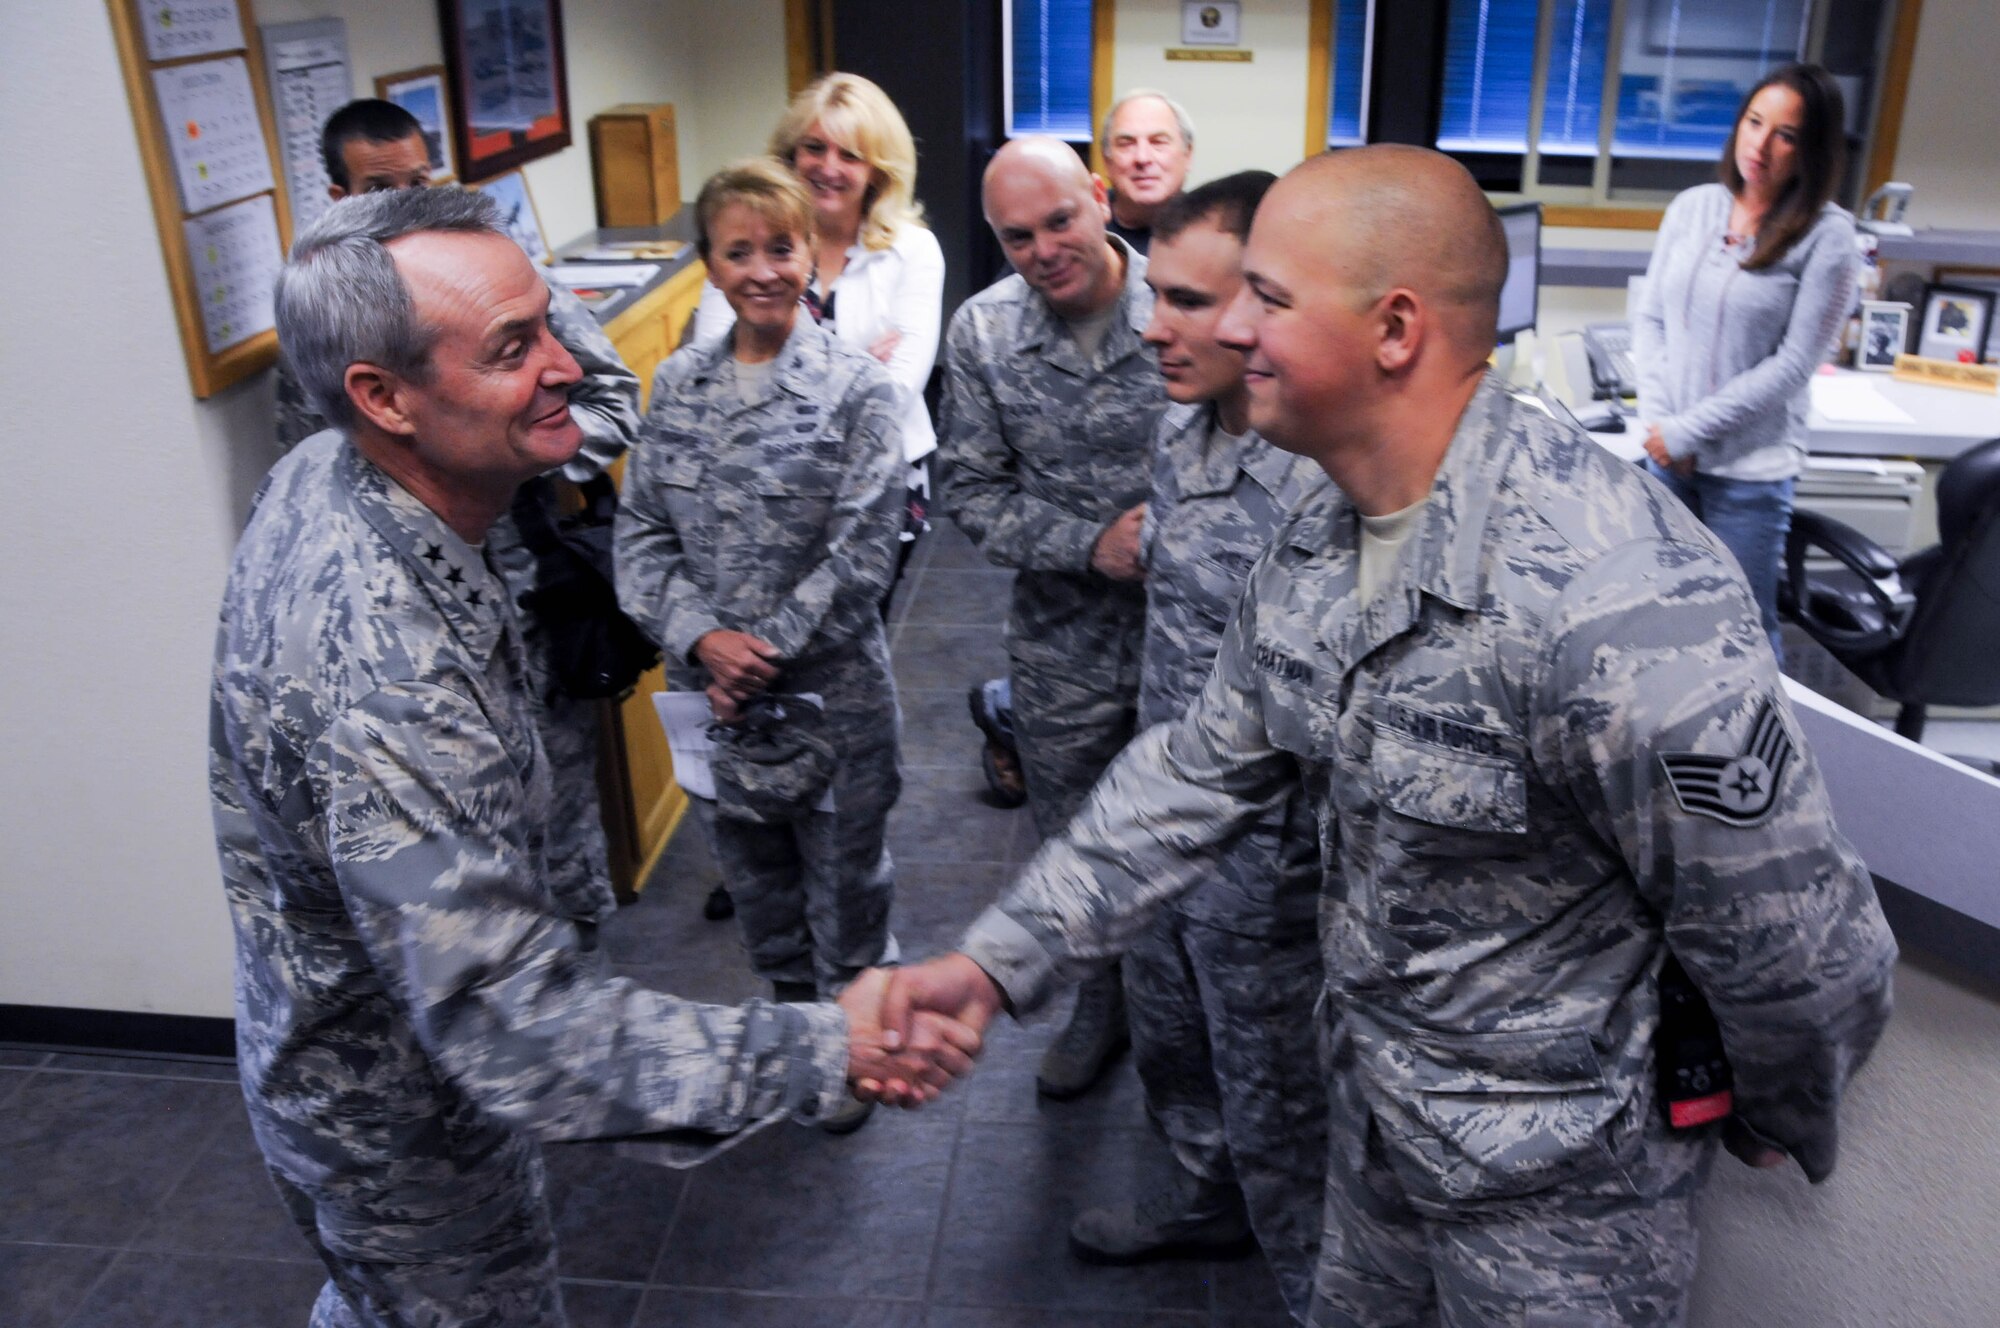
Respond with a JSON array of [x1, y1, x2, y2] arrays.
[[1139, 402, 1320, 938], [209, 434, 848, 1248], [964, 376, 1895, 1197], [273, 273, 640, 481], [613, 316, 905, 687], [935, 237, 1166, 673]]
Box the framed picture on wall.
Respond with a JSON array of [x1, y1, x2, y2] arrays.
[[1916, 285, 1995, 364], [1181, 2, 1242, 45], [470, 170, 549, 265], [374, 65, 457, 183], [437, 0, 572, 184], [1857, 301, 1910, 372]]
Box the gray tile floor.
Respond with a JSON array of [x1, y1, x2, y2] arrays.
[[0, 520, 1290, 1328]]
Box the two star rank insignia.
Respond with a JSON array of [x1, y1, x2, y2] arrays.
[[1660, 698, 1796, 827]]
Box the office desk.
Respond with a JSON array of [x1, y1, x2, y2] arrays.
[[1805, 369, 2000, 459], [1555, 338, 2000, 463]]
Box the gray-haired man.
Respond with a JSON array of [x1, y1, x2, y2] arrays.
[[212, 189, 974, 1327], [273, 98, 641, 932], [1101, 88, 1195, 255]]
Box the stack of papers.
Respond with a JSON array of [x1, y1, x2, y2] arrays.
[[1811, 376, 1915, 425], [546, 262, 659, 290]]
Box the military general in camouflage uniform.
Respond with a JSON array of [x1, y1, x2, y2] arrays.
[[937, 136, 1170, 1097], [1060, 173, 1328, 1321], [883, 148, 1896, 1325], [213, 188, 971, 1327], [615, 162, 906, 1122], [273, 98, 639, 928]]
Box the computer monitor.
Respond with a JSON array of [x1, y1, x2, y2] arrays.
[[1496, 201, 1542, 341]]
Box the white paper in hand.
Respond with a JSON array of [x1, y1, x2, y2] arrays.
[[652, 692, 718, 800]]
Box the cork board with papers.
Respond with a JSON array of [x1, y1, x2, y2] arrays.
[[107, 0, 295, 397]]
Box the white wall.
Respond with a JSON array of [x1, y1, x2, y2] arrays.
[[1111, 0, 1315, 182], [1885, 0, 2000, 229], [0, 0, 766, 1020], [672, 0, 792, 186]]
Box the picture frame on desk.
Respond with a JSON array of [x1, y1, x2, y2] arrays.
[[1916, 285, 1994, 365], [375, 65, 457, 183], [1934, 268, 2000, 364], [437, 0, 571, 184], [470, 170, 549, 265], [1858, 301, 1911, 372]]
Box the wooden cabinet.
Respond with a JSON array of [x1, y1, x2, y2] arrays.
[[597, 260, 706, 895]]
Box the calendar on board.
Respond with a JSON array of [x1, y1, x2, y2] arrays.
[[138, 0, 246, 61], [185, 194, 283, 354], [262, 19, 351, 233], [112, 0, 294, 397], [153, 57, 275, 214]]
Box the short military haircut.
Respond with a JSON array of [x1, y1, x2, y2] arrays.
[[1151, 170, 1276, 246], [275, 187, 502, 431], [693, 156, 818, 259], [321, 99, 424, 190]]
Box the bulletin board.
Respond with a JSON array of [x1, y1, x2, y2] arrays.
[[106, 0, 295, 399]]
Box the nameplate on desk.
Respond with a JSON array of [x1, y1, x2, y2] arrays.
[[1891, 354, 1999, 394], [1165, 47, 1253, 61]]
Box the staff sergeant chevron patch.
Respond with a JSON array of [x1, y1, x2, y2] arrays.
[[1659, 698, 1796, 826]]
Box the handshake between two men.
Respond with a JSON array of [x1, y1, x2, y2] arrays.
[[838, 956, 1006, 1105]]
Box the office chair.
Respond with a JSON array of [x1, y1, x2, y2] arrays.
[[1779, 436, 2000, 756]]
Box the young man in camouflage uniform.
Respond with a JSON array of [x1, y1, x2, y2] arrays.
[[880, 147, 1896, 1325], [1061, 171, 1328, 1319], [937, 136, 1172, 1098], [272, 99, 640, 930], [212, 189, 974, 1328]]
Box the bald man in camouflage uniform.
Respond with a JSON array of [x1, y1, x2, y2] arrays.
[[938, 137, 1170, 1096], [217, 189, 964, 1328], [1063, 173, 1327, 1320], [273, 100, 640, 930], [887, 148, 1896, 1325]]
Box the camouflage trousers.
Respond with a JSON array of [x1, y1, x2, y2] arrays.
[[273, 1141, 567, 1328], [688, 641, 902, 996], [1308, 1021, 1713, 1328], [487, 512, 618, 926], [1009, 656, 1139, 842], [1125, 911, 1328, 1322]]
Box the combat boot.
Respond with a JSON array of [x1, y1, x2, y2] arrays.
[[1068, 1168, 1254, 1265], [1036, 968, 1129, 1098]]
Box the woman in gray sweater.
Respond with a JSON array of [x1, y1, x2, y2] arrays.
[[1633, 63, 1859, 657]]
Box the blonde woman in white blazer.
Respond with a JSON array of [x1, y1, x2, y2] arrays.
[[690, 73, 944, 469]]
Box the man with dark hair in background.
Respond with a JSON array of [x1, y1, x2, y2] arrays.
[[1064, 170, 1328, 1321], [273, 98, 642, 932]]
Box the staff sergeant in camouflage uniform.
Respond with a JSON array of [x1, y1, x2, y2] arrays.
[[616, 162, 907, 1135], [272, 98, 640, 929], [882, 147, 1896, 1325], [937, 136, 1170, 1097], [1062, 172, 1328, 1320], [212, 188, 975, 1327]]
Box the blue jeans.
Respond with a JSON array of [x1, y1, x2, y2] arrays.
[[1645, 462, 1794, 662]]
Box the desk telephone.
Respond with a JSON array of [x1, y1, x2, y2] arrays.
[[1582, 322, 1640, 400]]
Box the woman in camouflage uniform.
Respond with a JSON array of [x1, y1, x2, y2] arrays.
[[615, 163, 907, 1134]]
